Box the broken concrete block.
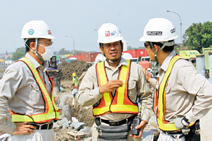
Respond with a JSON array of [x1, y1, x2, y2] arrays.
[[71, 122, 85, 131], [80, 127, 91, 134]]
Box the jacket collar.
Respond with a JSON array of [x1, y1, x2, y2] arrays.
[[160, 50, 176, 72]]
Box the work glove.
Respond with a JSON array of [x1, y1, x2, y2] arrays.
[[173, 117, 189, 130]]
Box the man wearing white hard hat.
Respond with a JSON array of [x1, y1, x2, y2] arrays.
[[0, 20, 59, 141], [78, 23, 153, 141], [140, 18, 212, 141]]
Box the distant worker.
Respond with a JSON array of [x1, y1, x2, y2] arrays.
[[140, 18, 212, 141], [72, 72, 78, 98], [78, 23, 153, 141], [0, 20, 59, 141]]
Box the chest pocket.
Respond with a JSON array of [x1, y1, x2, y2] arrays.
[[165, 84, 171, 94], [128, 79, 137, 101], [128, 79, 136, 90], [30, 83, 42, 103]]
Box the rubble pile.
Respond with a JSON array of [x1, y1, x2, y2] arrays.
[[53, 91, 94, 141], [48, 60, 92, 80]]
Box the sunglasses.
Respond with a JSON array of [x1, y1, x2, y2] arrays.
[[144, 42, 150, 47]]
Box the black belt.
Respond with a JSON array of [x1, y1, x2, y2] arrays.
[[162, 130, 182, 134], [95, 115, 136, 126], [162, 130, 184, 139], [27, 122, 53, 130]]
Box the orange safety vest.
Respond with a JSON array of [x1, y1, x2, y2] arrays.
[[93, 59, 138, 116], [10, 57, 60, 123], [153, 55, 195, 131]]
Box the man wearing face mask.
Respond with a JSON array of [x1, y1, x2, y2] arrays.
[[0, 20, 60, 141]]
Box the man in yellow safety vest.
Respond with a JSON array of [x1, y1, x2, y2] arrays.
[[140, 18, 212, 141], [78, 23, 153, 141], [0, 20, 59, 141]]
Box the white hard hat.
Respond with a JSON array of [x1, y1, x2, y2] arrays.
[[139, 18, 178, 42], [97, 23, 123, 43], [21, 20, 55, 39]]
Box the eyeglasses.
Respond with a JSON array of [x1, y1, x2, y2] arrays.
[[38, 41, 53, 46], [144, 42, 149, 47]]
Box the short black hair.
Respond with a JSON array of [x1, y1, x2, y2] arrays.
[[152, 40, 174, 53], [25, 38, 35, 53], [99, 40, 123, 50]]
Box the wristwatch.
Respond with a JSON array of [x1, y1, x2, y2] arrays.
[[181, 117, 190, 127]]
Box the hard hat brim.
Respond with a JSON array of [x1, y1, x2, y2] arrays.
[[139, 35, 178, 42], [21, 35, 55, 39], [97, 37, 123, 43]]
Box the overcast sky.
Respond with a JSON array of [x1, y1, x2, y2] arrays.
[[0, 0, 211, 53]]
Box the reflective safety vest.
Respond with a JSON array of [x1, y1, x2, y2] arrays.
[[10, 57, 60, 123], [154, 55, 195, 131], [72, 76, 78, 88], [93, 60, 138, 116]]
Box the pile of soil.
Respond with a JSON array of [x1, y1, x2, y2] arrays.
[[48, 60, 92, 80]]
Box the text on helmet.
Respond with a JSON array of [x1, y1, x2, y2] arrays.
[[170, 28, 176, 34], [147, 31, 162, 36]]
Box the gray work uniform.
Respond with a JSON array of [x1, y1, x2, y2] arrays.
[[78, 57, 154, 141], [0, 53, 55, 141], [149, 50, 212, 140]]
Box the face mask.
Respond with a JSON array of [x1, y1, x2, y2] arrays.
[[40, 46, 54, 61]]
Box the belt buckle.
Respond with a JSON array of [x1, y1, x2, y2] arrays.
[[109, 120, 118, 126], [37, 123, 45, 130], [37, 121, 52, 130]]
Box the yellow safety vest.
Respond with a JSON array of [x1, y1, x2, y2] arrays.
[[154, 55, 195, 131], [10, 57, 60, 123], [93, 60, 138, 116]]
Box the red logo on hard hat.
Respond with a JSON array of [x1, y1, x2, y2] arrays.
[[48, 30, 52, 35], [105, 31, 110, 37]]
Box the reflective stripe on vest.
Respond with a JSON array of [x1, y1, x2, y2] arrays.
[[10, 57, 60, 123], [154, 55, 195, 131], [93, 60, 138, 116]]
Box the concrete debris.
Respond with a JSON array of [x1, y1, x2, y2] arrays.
[[72, 117, 79, 122], [61, 105, 72, 121], [55, 117, 70, 129], [84, 137, 92, 141], [53, 122, 62, 129], [71, 122, 85, 131], [67, 131, 85, 137], [80, 127, 91, 134]]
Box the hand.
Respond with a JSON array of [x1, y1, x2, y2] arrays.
[[12, 122, 36, 135], [99, 80, 123, 94], [130, 120, 147, 138], [142, 68, 152, 83]]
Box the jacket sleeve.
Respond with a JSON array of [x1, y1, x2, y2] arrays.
[[77, 66, 103, 107], [178, 63, 212, 123], [0, 66, 23, 134], [137, 65, 154, 123]]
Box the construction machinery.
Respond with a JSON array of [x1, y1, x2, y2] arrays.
[[179, 50, 200, 67]]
